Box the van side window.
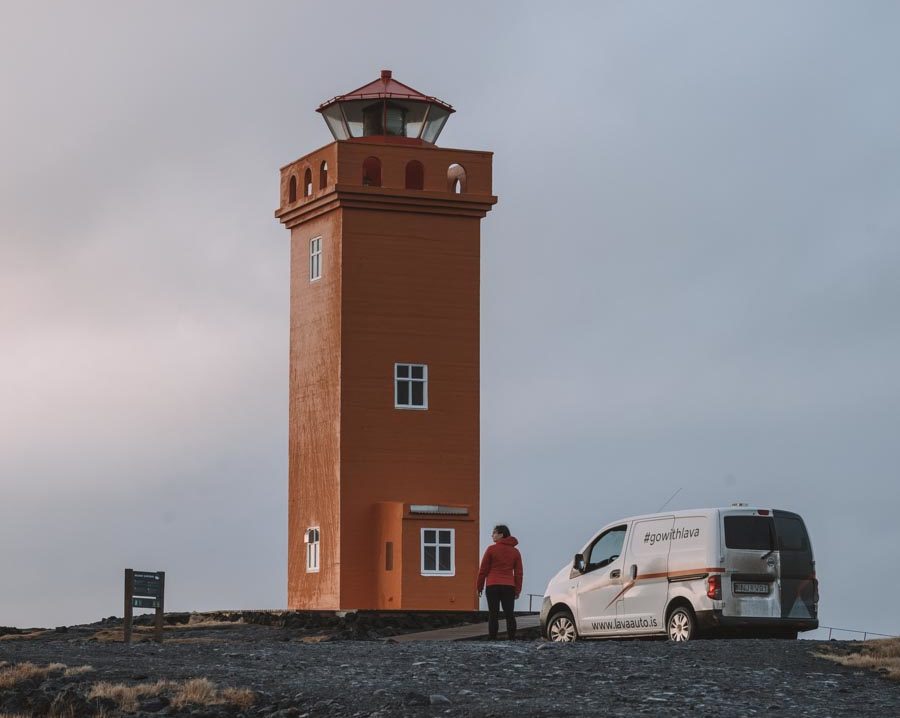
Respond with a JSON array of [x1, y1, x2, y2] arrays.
[[585, 525, 626, 571]]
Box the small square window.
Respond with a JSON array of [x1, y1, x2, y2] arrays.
[[421, 527, 454, 576], [395, 363, 427, 409], [309, 236, 322, 281]]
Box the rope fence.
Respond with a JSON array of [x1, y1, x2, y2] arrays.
[[810, 625, 898, 641]]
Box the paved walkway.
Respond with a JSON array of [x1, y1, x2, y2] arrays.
[[392, 614, 541, 642]]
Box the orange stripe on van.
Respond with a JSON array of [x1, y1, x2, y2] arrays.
[[603, 567, 724, 609]]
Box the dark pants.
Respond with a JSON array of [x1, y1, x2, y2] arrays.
[[485, 584, 516, 640]]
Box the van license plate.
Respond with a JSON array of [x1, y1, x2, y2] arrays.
[[734, 582, 769, 594]]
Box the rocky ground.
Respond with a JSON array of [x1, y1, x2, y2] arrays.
[[0, 616, 897, 717]]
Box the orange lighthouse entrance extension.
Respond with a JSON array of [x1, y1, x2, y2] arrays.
[[275, 71, 497, 611]]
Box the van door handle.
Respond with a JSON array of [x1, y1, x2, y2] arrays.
[[610, 569, 621, 579]]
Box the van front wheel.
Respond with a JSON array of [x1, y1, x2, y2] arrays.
[[667, 606, 696, 642], [547, 610, 578, 642]]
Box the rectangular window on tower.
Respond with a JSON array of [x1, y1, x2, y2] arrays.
[[421, 528, 454, 576], [309, 236, 322, 281], [305, 527, 320, 572], [395, 363, 428, 409]]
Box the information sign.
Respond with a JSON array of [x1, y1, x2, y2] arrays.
[[123, 569, 165, 643]]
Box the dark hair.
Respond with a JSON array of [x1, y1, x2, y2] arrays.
[[493, 524, 510, 538]]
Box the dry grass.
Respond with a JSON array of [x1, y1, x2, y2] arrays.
[[89, 627, 160, 643], [164, 637, 221, 645], [817, 637, 900, 681], [185, 617, 244, 628], [0, 662, 67, 688], [89, 680, 172, 712], [220, 687, 256, 709], [0, 630, 48, 641], [87, 628, 125, 643], [0, 713, 32, 718], [89, 620, 241, 643], [297, 634, 332, 643], [171, 678, 217, 707], [89, 678, 255, 712]]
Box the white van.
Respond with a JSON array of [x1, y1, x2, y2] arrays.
[[540, 506, 818, 642]]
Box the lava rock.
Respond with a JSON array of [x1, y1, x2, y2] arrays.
[[403, 691, 429, 706], [139, 695, 171, 712]]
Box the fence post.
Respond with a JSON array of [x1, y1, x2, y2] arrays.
[[828, 627, 833, 640]]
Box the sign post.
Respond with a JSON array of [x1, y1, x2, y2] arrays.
[[123, 569, 165, 643]]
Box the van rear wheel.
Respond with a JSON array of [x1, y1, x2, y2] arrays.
[[547, 610, 577, 642], [667, 606, 696, 642]]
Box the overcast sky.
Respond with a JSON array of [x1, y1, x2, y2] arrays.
[[1, 1, 898, 637]]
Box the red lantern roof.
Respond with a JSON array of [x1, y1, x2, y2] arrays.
[[317, 70, 454, 113]]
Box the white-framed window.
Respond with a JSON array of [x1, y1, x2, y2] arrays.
[[395, 363, 427, 409], [421, 528, 454, 576], [305, 527, 320, 572], [309, 236, 322, 281]]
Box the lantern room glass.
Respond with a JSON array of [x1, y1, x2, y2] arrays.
[[421, 106, 450, 144], [321, 99, 450, 144], [321, 105, 349, 141]]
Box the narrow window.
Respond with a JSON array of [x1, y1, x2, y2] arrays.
[[421, 528, 455, 576], [309, 236, 322, 281], [447, 163, 467, 193], [362, 156, 382, 187], [395, 363, 427, 409], [319, 160, 328, 190], [305, 527, 320, 572], [304, 168, 313, 197], [385, 541, 394, 571], [288, 175, 297, 203], [405, 160, 424, 190]]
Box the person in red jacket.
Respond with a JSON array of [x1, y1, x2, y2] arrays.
[[477, 524, 523, 640]]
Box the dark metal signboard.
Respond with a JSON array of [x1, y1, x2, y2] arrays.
[[124, 569, 165, 643]]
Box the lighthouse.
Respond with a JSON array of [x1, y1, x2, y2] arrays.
[[275, 70, 497, 611]]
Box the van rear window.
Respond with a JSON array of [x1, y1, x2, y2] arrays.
[[724, 516, 773, 550], [774, 516, 810, 552]]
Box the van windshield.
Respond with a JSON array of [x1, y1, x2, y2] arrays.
[[724, 516, 774, 550]]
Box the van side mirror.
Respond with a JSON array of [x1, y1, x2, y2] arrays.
[[573, 554, 585, 573]]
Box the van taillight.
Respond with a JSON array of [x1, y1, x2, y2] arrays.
[[707, 575, 722, 600]]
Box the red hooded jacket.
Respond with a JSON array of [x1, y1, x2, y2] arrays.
[[477, 536, 523, 594]]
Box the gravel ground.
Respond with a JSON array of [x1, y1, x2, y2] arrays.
[[1, 622, 898, 717]]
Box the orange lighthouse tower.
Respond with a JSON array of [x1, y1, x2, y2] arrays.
[[275, 71, 496, 611]]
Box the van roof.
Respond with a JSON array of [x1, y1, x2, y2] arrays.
[[612, 506, 798, 525]]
